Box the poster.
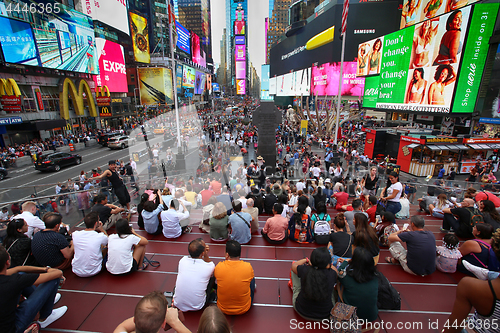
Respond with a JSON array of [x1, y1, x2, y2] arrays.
[[138, 68, 173, 105], [129, 12, 150, 63], [312, 62, 364, 96], [357, 37, 384, 76], [94, 38, 127, 92], [400, 0, 479, 28], [182, 66, 195, 88], [237, 79, 245, 95]]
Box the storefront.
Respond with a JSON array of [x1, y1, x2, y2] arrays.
[[362, 128, 389, 159], [460, 138, 500, 174]]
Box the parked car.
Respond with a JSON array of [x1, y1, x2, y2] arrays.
[[154, 126, 166, 135], [98, 132, 121, 146], [135, 130, 155, 140], [108, 136, 136, 149], [35, 152, 82, 172], [0, 167, 8, 180]]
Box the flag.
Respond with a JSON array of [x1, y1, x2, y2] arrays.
[[168, 0, 178, 51], [341, 0, 349, 36]]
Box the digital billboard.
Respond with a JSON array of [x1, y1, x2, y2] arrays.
[[0, 16, 38, 66], [0, 1, 98, 74], [400, 0, 480, 29], [313, 62, 364, 96], [261, 64, 271, 100], [94, 38, 127, 92], [293, 68, 312, 96], [176, 21, 191, 55], [192, 33, 202, 66], [269, 77, 277, 95], [237, 79, 246, 95], [194, 71, 206, 95], [235, 36, 245, 45], [129, 12, 150, 63], [176, 64, 183, 94], [236, 61, 246, 79], [212, 83, 220, 93], [277, 73, 292, 96], [234, 8, 245, 35], [206, 74, 212, 94], [235, 45, 246, 61], [84, 0, 129, 35], [356, 37, 384, 76], [138, 67, 173, 105], [182, 66, 195, 88]]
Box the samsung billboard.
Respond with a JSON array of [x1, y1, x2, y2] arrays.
[[269, 0, 402, 77]]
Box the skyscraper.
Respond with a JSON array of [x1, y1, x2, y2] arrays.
[[266, 0, 291, 63], [225, 0, 247, 90]]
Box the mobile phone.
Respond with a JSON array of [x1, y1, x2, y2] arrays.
[[163, 291, 173, 307], [403, 223, 409, 230]]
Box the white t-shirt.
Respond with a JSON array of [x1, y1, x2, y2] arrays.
[[106, 234, 141, 275], [173, 256, 215, 311], [296, 181, 305, 192], [311, 167, 321, 177], [387, 182, 403, 202], [71, 230, 108, 277]]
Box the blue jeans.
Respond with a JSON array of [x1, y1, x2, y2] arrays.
[[432, 211, 444, 219], [250, 278, 256, 303], [386, 201, 401, 216], [15, 278, 59, 333]]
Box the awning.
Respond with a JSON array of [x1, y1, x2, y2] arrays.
[[468, 144, 495, 150], [426, 145, 442, 151], [356, 132, 365, 135], [34, 119, 67, 131], [446, 144, 469, 150], [407, 143, 420, 149]]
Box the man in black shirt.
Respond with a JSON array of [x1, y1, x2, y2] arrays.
[[0, 245, 67, 332], [90, 161, 131, 210], [91, 194, 125, 230], [441, 198, 476, 238], [263, 186, 277, 215]]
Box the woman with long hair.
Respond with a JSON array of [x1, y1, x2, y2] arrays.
[[291, 247, 338, 320], [423, 0, 442, 19], [368, 39, 382, 75], [433, 10, 463, 65], [106, 219, 148, 275], [338, 247, 379, 322], [288, 204, 313, 243], [402, 0, 422, 27], [209, 202, 229, 241], [412, 19, 438, 68], [381, 171, 403, 216], [353, 213, 380, 264], [458, 223, 495, 274], [405, 68, 428, 104], [480, 200, 500, 231], [429, 193, 452, 218], [428, 64, 456, 105], [197, 306, 231, 333], [161, 188, 173, 208], [137, 193, 150, 229], [3, 219, 37, 267]]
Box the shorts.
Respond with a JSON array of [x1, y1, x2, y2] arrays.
[[114, 185, 131, 206], [362, 188, 376, 196], [118, 259, 139, 275]]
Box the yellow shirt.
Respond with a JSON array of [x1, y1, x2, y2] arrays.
[[214, 259, 254, 315], [184, 191, 197, 206]]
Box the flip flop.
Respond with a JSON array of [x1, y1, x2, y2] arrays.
[[385, 257, 399, 265]]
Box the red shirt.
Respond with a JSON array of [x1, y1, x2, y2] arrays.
[[366, 205, 377, 223], [333, 192, 349, 207], [211, 180, 222, 195], [476, 191, 500, 208], [200, 189, 214, 206]]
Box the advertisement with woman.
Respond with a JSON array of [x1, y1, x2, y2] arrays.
[[357, 37, 384, 77]]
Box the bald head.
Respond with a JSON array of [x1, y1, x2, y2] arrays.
[[134, 291, 167, 333], [246, 198, 254, 207], [462, 198, 475, 207]]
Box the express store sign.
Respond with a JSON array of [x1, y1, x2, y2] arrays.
[[94, 38, 127, 93]]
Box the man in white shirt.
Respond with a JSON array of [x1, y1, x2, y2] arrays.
[[71, 212, 108, 277], [310, 164, 321, 179], [15, 201, 45, 238], [173, 239, 215, 311], [161, 199, 190, 238], [296, 180, 306, 192]]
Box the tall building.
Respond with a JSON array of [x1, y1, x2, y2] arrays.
[[218, 29, 228, 88], [225, 0, 247, 88], [266, 0, 291, 63]]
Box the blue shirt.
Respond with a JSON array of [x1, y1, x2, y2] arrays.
[[438, 168, 445, 179], [228, 212, 252, 244], [142, 205, 164, 234]]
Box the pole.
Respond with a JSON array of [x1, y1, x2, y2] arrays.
[[334, 34, 346, 145], [169, 17, 182, 155]]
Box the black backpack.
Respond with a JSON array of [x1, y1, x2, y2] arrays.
[[376, 271, 401, 310]]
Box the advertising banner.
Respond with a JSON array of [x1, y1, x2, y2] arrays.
[[129, 12, 150, 63], [269, 77, 277, 95], [194, 71, 205, 95], [212, 83, 220, 93], [276, 73, 292, 96], [292, 68, 311, 96], [0, 95, 22, 112], [138, 68, 173, 105], [176, 21, 191, 55], [192, 33, 202, 65], [182, 66, 195, 88], [261, 64, 270, 100], [32, 86, 44, 112], [234, 8, 245, 35], [236, 79, 246, 95], [235, 36, 245, 45], [235, 45, 246, 61], [176, 64, 183, 94], [0, 2, 98, 74], [452, 3, 499, 113], [206, 74, 212, 94], [312, 62, 364, 96], [99, 106, 112, 117], [84, 0, 129, 34], [362, 76, 380, 108], [235, 61, 246, 79], [400, 0, 479, 29], [357, 37, 384, 76], [94, 38, 127, 92]]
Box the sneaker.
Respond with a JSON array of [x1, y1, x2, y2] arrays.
[[53, 293, 61, 304], [129, 207, 137, 214], [462, 260, 488, 280], [439, 228, 450, 233], [39, 306, 68, 328]]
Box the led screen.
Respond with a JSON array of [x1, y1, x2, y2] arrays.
[[84, 0, 129, 34], [235, 36, 245, 45], [0, 16, 38, 65], [400, 0, 479, 28], [182, 66, 195, 88], [194, 71, 206, 95], [235, 45, 245, 61], [237, 79, 245, 95], [276, 73, 292, 96], [176, 21, 191, 54], [176, 64, 183, 94], [292, 68, 311, 96], [312, 62, 364, 96], [191, 33, 202, 65], [356, 37, 384, 77], [269, 77, 277, 95], [138, 67, 173, 105], [130, 12, 150, 63], [235, 61, 246, 79], [212, 83, 220, 93], [94, 38, 127, 92]]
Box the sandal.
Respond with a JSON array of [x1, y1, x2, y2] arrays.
[[385, 257, 399, 265]]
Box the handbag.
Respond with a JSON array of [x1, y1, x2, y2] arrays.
[[7, 239, 30, 266], [329, 302, 361, 333]]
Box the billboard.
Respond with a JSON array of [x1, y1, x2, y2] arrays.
[[138, 67, 173, 105], [192, 33, 202, 65], [182, 66, 195, 88], [0, 2, 98, 74], [212, 83, 220, 93], [206, 74, 212, 94], [0, 16, 38, 66], [236, 61, 246, 79], [356, 37, 384, 76], [195, 71, 206, 95], [129, 12, 150, 63], [94, 38, 127, 92], [235, 36, 245, 45], [261, 64, 271, 100], [234, 8, 245, 35], [400, 0, 480, 29], [293, 68, 312, 96], [176, 64, 183, 94], [269, 77, 277, 95], [176, 21, 191, 55], [84, 0, 129, 35], [313, 62, 364, 96], [237, 79, 246, 95], [235, 45, 246, 61]]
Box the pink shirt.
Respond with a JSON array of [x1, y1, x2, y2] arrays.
[[263, 214, 289, 240]]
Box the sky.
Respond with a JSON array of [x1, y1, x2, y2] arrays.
[[211, 0, 268, 79]]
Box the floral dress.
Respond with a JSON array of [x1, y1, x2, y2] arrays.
[[436, 246, 462, 273]]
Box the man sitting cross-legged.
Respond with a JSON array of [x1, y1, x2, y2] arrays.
[[173, 238, 215, 312], [0, 244, 68, 332]]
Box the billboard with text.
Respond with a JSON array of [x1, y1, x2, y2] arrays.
[[313, 62, 364, 96], [237, 79, 246, 95], [182, 66, 195, 88], [84, 0, 129, 34], [235, 45, 246, 61], [94, 38, 127, 92], [236, 61, 246, 79], [176, 21, 191, 55], [129, 12, 150, 63]]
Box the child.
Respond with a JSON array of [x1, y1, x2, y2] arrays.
[[436, 233, 462, 273]]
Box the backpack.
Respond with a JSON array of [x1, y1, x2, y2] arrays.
[[475, 239, 500, 272], [247, 166, 254, 176], [376, 271, 401, 310], [376, 222, 399, 247], [465, 207, 484, 229], [313, 213, 331, 244]]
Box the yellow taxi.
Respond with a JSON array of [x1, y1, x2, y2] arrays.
[[154, 126, 165, 134]]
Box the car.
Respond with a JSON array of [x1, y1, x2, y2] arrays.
[[154, 126, 166, 134], [135, 130, 155, 140], [98, 132, 121, 147], [35, 152, 82, 172], [0, 167, 8, 180], [108, 135, 136, 149]]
